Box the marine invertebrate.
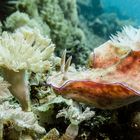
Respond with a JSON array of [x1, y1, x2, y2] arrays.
[[34, 93, 75, 127], [0, 77, 11, 102], [111, 26, 140, 50], [57, 104, 95, 140], [40, 0, 87, 64], [0, 102, 45, 139], [48, 26, 140, 109], [0, 26, 55, 111], [5, 11, 50, 35], [7, 0, 91, 65]]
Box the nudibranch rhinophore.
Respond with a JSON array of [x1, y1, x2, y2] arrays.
[[47, 26, 140, 109]]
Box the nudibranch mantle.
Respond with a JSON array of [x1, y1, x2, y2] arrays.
[[47, 26, 140, 109]]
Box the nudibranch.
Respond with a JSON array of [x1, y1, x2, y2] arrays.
[[47, 26, 140, 109]]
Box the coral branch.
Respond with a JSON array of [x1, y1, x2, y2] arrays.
[[2, 69, 30, 111]]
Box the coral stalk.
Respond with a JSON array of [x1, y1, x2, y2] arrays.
[[2, 68, 30, 111]]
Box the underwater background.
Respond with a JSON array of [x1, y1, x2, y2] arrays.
[[0, 0, 140, 140], [102, 0, 140, 24]]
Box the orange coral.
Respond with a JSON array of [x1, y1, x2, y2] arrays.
[[48, 26, 140, 109]]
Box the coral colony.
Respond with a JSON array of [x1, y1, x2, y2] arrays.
[[0, 0, 140, 139], [0, 26, 55, 111], [0, 24, 140, 139]]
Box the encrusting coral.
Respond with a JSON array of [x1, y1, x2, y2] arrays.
[[0, 101, 45, 139], [48, 26, 140, 109], [0, 26, 55, 111], [0, 1, 139, 139]]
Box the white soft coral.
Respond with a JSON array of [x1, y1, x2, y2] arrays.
[[0, 26, 55, 72], [0, 102, 45, 139], [0, 26, 55, 111], [0, 77, 11, 101], [110, 26, 140, 51]]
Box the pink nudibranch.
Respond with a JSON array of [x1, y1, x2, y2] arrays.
[[52, 80, 140, 109], [48, 27, 140, 109]]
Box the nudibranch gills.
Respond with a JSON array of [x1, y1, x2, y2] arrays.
[[89, 41, 130, 69], [48, 26, 140, 109], [88, 50, 140, 92], [52, 81, 140, 109], [90, 26, 140, 69]]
